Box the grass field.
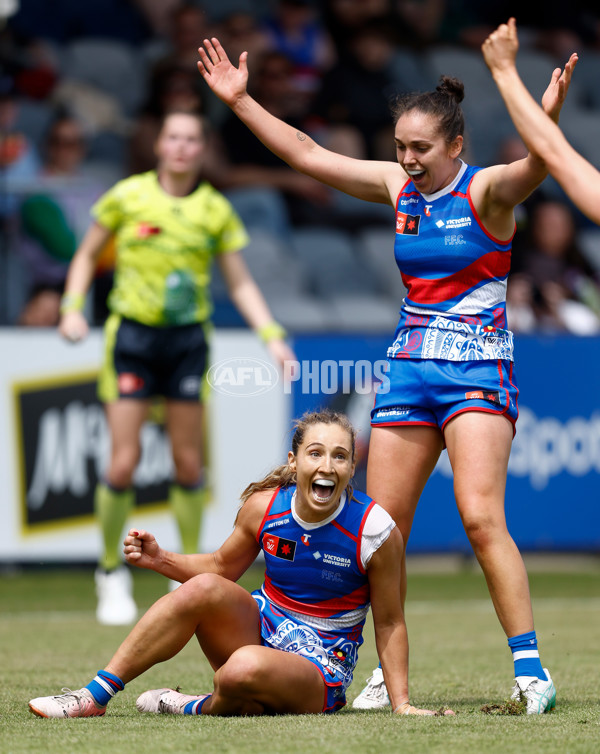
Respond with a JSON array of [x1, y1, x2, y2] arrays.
[[1, 558, 599, 754]]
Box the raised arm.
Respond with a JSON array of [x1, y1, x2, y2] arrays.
[[197, 37, 398, 205], [482, 18, 600, 225], [472, 26, 577, 234]]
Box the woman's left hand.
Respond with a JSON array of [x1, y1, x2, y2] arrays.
[[541, 52, 578, 123], [395, 701, 456, 716]]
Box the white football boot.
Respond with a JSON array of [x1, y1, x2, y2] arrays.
[[136, 688, 210, 715], [510, 668, 556, 714], [29, 688, 106, 718], [352, 667, 390, 709]]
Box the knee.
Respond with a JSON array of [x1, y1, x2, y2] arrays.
[[175, 573, 228, 613], [107, 448, 140, 488], [461, 509, 505, 551], [171, 447, 201, 486], [106, 457, 138, 490], [214, 647, 265, 697]]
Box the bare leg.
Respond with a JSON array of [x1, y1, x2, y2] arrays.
[[445, 411, 534, 636], [105, 399, 151, 487], [367, 425, 443, 603], [165, 400, 204, 485], [205, 646, 325, 716], [104, 573, 261, 683], [104, 573, 327, 715]]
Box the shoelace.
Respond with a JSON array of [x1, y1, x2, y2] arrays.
[[159, 692, 185, 714], [363, 679, 387, 700], [53, 688, 86, 708]]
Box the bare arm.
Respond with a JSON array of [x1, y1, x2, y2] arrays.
[[197, 37, 400, 205], [58, 221, 113, 342], [471, 23, 577, 237], [368, 527, 437, 715], [123, 488, 271, 583], [482, 18, 600, 225], [217, 250, 296, 368]]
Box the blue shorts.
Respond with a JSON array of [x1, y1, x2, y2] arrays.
[[251, 590, 359, 714], [371, 357, 519, 435], [98, 314, 209, 403]]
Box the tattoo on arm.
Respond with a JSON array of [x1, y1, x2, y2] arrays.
[[296, 131, 307, 142]]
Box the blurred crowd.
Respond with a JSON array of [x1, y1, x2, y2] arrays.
[[1, 0, 600, 333]]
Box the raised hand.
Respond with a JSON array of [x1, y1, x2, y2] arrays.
[[482, 18, 578, 125], [482, 17, 519, 73], [124, 528, 161, 570], [197, 37, 249, 107], [540, 52, 578, 123]]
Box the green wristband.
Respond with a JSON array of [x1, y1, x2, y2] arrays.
[[59, 292, 85, 314], [257, 321, 287, 343]]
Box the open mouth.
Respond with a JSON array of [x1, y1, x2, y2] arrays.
[[312, 479, 335, 503], [406, 169, 425, 181]]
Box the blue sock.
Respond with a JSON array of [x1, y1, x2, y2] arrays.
[[183, 694, 211, 715], [508, 631, 547, 680], [86, 669, 125, 707]]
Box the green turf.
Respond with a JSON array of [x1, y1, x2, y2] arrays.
[[1, 563, 599, 754]]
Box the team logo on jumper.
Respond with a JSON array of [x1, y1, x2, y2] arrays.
[[465, 390, 501, 405], [263, 534, 296, 561], [301, 533, 311, 546], [396, 211, 420, 235]]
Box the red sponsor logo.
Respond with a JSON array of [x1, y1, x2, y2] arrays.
[[465, 390, 501, 404], [137, 223, 162, 238], [118, 373, 145, 394], [262, 533, 296, 560], [396, 212, 420, 235]]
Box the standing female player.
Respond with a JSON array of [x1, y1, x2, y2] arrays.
[[29, 410, 448, 718], [195, 36, 576, 714], [58, 110, 293, 626]]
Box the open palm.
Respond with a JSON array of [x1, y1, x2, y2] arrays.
[[541, 52, 578, 123], [197, 38, 249, 106]]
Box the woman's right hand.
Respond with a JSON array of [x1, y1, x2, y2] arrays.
[[124, 528, 162, 570], [58, 310, 89, 343], [197, 37, 249, 107]]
